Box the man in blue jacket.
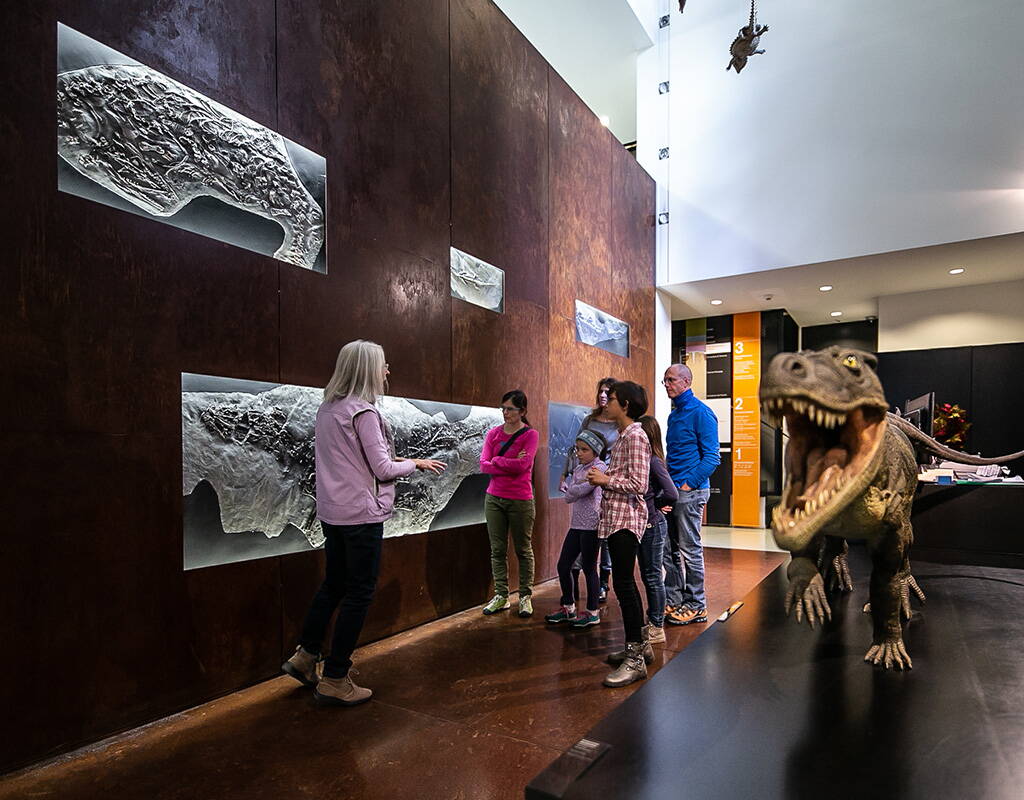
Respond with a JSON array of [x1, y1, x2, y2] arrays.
[[662, 363, 720, 625]]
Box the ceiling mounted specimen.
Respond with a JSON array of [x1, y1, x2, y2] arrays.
[[727, 0, 769, 73]]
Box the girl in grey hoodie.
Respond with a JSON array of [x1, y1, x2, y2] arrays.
[[545, 429, 608, 628]]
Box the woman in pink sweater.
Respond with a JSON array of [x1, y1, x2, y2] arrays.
[[282, 340, 445, 706], [479, 389, 539, 618]]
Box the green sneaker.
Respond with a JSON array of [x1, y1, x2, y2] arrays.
[[518, 595, 534, 618], [570, 611, 601, 628], [545, 605, 576, 624], [482, 594, 510, 615]]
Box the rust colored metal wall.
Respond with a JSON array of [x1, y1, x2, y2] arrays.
[[0, 0, 654, 771]]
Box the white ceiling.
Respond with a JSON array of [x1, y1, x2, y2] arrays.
[[492, 0, 652, 144], [661, 232, 1024, 327]]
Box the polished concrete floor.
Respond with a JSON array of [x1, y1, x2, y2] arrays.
[[0, 547, 786, 800]]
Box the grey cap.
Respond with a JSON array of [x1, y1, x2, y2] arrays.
[[576, 428, 607, 456]]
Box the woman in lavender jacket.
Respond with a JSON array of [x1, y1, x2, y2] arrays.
[[282, 340, 445, 706]]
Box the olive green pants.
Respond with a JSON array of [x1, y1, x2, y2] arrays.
[[484, 494, 536, 598]]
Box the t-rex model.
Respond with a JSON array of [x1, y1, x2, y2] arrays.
[[759, 347, 1024, 669]]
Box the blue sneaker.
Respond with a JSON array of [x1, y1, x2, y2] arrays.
[[545, 605, 576, 624], [570, 611, 601, 628]]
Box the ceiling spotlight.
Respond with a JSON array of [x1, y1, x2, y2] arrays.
[[830, 311, 842, 317], [657, 212, 670, 225], [710, 299, 723, 306], [949, 267, 965, 275], [599, 115, 610, 127], [818, 285, 833, 292]]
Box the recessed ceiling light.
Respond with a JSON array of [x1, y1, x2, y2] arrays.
[[949, 267, 965, 275], [710, 299, 723, 306], [819, 285, 833, 292], [830, 311, 842, 317]]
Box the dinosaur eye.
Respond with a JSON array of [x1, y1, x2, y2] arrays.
[[843, 355, 859, 369]]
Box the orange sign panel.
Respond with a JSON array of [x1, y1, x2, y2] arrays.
[[731, 312, 761, 527]]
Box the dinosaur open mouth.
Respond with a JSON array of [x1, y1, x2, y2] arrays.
[[760, 395, 887, 549]]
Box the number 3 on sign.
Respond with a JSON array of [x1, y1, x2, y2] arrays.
[[734, 341, 745, 354]]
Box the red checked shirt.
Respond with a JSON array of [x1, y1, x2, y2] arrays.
[[597, 422, 651, 541]]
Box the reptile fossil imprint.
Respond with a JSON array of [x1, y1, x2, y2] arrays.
[[58, 64, 324, 269], [759, 347, 1024, 669]]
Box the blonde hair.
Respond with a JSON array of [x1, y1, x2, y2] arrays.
[[324, 340, 386, 404]]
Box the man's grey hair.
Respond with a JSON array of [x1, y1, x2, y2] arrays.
[[667, 363, 693, 382]]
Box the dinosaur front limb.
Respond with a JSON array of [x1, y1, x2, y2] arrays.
[[819, 537, 852, 593], [785, 556, 831, 628]]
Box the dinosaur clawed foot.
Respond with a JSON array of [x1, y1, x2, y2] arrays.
[[785, 572, 831, 628], [864, 637, 913, 670]]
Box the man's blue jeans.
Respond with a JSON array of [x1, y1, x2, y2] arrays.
[[665, 488, 709, 610], [637, 512, 668, 626]]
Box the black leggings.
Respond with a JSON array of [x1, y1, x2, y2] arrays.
[[608, 529, 643, 643]]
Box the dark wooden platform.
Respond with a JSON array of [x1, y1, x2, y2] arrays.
[[527, 546, 1024, 799]]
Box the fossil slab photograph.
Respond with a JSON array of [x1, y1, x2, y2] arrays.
[[575, 300, 629, 357], [182, 374, 501, 570], [547, 402, 591, 498], [57, 23, 326, 272], [450, 247, 504, 313]]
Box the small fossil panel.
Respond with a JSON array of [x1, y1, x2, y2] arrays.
[[575, 299, 629, 357], [450, 247, 505, 313], [57, 23, 326, 272], [547, 402, 590, 498], [182, 374, 502, 570]]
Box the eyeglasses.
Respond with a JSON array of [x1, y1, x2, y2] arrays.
[[500, 406, 521, 413], [661, 377, 681, 386]]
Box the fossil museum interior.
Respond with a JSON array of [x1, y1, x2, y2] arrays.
[[2, 1, 1023, 798]]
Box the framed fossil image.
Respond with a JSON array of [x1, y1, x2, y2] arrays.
[[182, 374, 501, 570], [57, 23, 327, 272]]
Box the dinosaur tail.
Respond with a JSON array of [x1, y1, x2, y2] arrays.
[[887, 413, 1024, 465]]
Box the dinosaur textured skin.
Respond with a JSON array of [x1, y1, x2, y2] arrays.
[[759, 347, 1024, 670]]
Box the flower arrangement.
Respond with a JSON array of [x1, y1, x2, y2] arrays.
[[933, 403, 971, 450]]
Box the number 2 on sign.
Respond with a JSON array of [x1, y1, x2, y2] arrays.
[[734, 397, 744, 410]]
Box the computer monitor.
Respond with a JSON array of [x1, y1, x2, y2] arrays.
[[903, 391, 935, 437]]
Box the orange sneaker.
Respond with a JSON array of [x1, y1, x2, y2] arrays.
[[666, 606, 707, 626]]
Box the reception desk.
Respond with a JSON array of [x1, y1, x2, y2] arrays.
[[911, 482, 1024, 568]]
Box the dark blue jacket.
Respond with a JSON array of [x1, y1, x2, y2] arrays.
[[665, 390, 720, 490]]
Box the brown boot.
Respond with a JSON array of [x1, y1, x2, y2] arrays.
[[281, 646, 320, 687], [314, 671, 372, 706]]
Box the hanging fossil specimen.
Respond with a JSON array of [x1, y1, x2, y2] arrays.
[[727, 0, 769, 73]]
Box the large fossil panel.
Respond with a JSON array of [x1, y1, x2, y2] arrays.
[[182, 374, 501, 570], [547, 401, 590, 498], [450, 247, 504, 313], [574, 299, 630, 357], [57, 23, 326, 272]]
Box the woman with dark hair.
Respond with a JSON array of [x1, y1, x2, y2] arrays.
[[607, 415, 677, 667], [480, 390, 539, 618], [561, 376, 619, 601], [282, 340, 446, 705], [586, 380, 652, 687]]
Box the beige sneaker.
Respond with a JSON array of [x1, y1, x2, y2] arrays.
[[281, 646, 320, 687], [314, 671, 372, 706], [645, 623, 666, 643]]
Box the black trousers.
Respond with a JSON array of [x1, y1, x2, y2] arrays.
[[608, 529, 644, 643], [299, 521, 384, 678]]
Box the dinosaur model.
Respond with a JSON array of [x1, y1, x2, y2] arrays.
[[759, 347, 1024, 669], [727, 0, 768, 73]]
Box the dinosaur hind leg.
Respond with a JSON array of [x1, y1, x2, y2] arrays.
[[864, 530, 913, 669]]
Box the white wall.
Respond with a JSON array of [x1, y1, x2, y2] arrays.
[[878, 279, 1024, 352], [646, 0, 1024, 285]]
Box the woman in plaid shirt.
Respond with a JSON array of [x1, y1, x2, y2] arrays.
[[586, 380, 652, 688]]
